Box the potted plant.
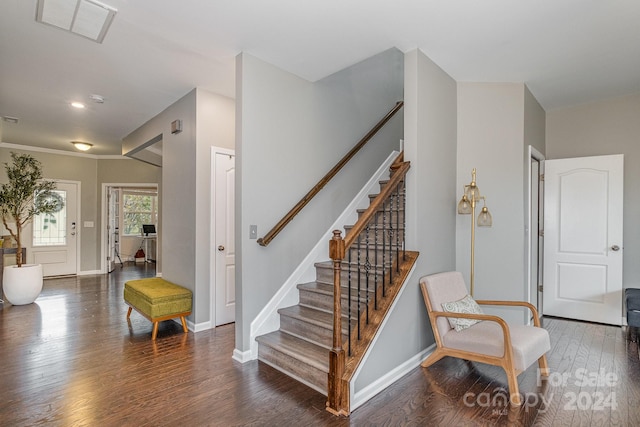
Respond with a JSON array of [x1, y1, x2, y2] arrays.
[[0, 152, 63, 305]]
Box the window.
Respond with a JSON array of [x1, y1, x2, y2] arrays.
[[33, 189, 67, 246], [122, 190, 157, 236]]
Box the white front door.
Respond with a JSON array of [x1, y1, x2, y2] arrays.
[[213, 149, 235, 326], [31, 181, 79, 277], [543, 155, 623, 325]]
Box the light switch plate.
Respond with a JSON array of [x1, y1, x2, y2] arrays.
[[250, 225, 257, 239]]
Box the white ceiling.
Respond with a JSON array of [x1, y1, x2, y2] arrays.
[[1, 0, 639, 156]]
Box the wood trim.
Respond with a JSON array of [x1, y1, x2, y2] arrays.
[[475, 299, 542, 327], [257, 101, 404, 247], [342, 251, 419, 380], [126, 303, 191, 340], [326, 158, 410, 415], [344, 158, 409, 249]]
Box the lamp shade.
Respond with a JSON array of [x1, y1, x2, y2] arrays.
[[457, 195, 472, 214], [477, 206, 493, 227], [464, 183, 480, 202]]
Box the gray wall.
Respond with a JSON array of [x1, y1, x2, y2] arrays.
[[456, 83, 546, 315], [122, 88, 235, 325], [0, 147, 160, 272], [353, 49, 458, 393], [546, 92, 640, 289], [524, 87, 546, 156], [235, 49, 404, 352]]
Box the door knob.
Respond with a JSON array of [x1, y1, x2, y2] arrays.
[[611, 245, 620, 251], [218, 245, 225, 251]]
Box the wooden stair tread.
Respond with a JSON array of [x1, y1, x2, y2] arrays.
[[314, 260, 388, 273], [279, 305, 349, 333], [298, 281, 374, 298], [256, 331, 329, 371]]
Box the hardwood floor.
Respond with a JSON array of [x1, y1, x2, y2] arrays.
[[1, 265, 639, 426]]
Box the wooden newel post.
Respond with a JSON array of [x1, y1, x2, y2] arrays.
[[327, 230, 348, 416]]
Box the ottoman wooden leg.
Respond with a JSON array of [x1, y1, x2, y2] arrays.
[[152, 322, 159, 340], [126, 306, 132, 320], [180, 316, 188, 333]]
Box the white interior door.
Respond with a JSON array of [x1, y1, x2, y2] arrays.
[[530, 158, 541, 312], [543, 155, 623, 325], [31, 181, 79, 277], [213, 149, 235, 326], [106, 187, 120, 272]]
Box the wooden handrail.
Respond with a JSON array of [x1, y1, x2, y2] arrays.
[[344, 158, 409, 249], [257, 101, 404, 247]]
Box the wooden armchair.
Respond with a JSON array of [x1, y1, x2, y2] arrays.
[[419, 271, 550, 405]]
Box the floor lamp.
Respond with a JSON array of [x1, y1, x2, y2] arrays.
[[457, 168, 493, 297]]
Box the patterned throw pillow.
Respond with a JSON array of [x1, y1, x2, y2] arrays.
[[441, 294, 483, 332]]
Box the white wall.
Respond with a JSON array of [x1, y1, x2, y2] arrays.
[[546, 92, 640, 289], [235, 49, 404, 352], [352, 49, 458, 396]]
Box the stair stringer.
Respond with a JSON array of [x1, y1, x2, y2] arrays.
[[347, 260, 429, 412], [246, 150, 400, 361]]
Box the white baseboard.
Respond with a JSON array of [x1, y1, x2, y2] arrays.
[[350, 344, 435, 412], [232, 348, 253, 364], [188, 319, 212, 332], [78, 270, 102, 276]]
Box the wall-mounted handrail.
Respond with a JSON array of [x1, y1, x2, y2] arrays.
[[257, 101, 404, 247]]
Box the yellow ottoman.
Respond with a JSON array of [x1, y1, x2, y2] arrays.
[[124, 278, 192, 340]]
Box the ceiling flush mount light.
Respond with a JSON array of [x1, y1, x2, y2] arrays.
[[71, 101, 85, 109], [72, 141, 93, 151], [89, 94, 105, 103], [36, 0, 118, 44]]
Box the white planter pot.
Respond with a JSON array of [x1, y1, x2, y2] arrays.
[[3, 264, 43, 305]]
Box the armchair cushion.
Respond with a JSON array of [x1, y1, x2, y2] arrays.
[[420, 272, 469, 338], [443, 321, 551, 372], [441, 294, 484, 331]]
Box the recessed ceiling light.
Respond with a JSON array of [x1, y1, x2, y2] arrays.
[[71, 101, 86, 109], [72, 141, 93, 151]]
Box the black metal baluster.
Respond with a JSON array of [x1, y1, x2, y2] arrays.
[[357, 233, 362, 341], [394, 182, 400, 273], [401, 179, 406, 261], [347, 238, 352, 357], [365, 222, 371, 325], [374, 211, 379, 310]]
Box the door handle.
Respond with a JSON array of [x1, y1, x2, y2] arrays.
[[218, 245, 225, 251], [611, 245, 620, 251]]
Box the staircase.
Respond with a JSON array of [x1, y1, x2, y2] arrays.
[[255, 167, 410, 396]]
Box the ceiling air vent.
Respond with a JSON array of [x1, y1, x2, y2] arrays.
[[36, 0, 117, 44]]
